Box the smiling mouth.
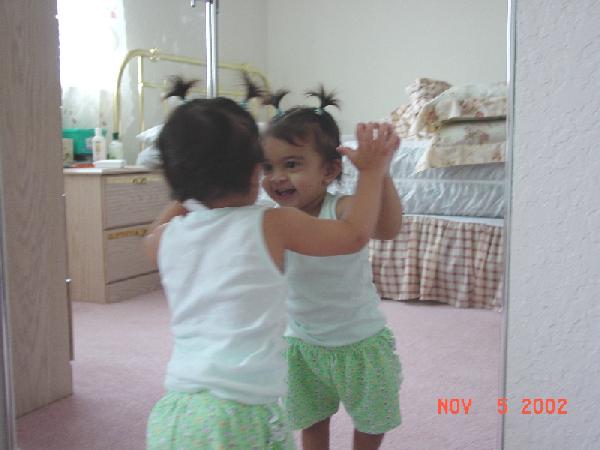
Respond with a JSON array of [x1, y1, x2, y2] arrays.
[[274, 188, 296, 198]]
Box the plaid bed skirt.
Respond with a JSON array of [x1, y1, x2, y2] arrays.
[[369, 215, 504, 309]]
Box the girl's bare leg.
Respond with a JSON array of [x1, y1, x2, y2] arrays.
[[353, 430, 384, 450], [301, 417, 331, 450]]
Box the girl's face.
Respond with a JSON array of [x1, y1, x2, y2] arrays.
[[261, 137, 340, 216]]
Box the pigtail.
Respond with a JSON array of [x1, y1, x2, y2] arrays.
[[262, 88, 290, 116], [164, 76, 199, 100], [240, 70, 264, 104], [305, 84, 340, 111]]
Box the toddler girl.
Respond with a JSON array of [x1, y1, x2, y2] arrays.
[[143, 79, 397, 449], [261, 87, 403, 450]]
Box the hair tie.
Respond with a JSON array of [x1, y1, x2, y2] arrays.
[[314, 107, 324, 115]]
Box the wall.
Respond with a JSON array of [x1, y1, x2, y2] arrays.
[[120, 0, 268, 161], [266, 0, 507, 135], [504, 0, 600, 447], [124, 0, 267, 65]]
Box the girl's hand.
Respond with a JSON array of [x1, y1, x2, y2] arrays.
[[337, 122, 400, 174]]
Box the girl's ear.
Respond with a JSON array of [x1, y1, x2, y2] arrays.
[[323, 159, 342, 186]]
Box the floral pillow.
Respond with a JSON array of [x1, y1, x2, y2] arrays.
[[386, 78, 452, 137], [411, 82, 507, 136], [388, 103, 413, 137], [415, 119, 506, 172], [405, 78, 452, 111]]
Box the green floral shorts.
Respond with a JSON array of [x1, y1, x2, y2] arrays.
[[285, 327, 402, 434], [146, 390, 295, 449]]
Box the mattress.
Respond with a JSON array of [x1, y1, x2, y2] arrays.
[[413, 214, 503, 226], [330, 138, 505, 218]]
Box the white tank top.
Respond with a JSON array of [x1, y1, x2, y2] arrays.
[[285, 193, 386, 346], [158, 202, 287, 404]]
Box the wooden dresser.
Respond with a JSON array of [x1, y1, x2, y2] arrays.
[[63, 167, 170, 303]]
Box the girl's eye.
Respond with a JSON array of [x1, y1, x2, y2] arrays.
[[262, 163, 273, 173], [285, 161, 299, 169]]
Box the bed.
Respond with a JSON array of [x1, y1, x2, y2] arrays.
[[369, 215, 504, 310], [331, 135, 505, 310], [332, 79, 507, 310]]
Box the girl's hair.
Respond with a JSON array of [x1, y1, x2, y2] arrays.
[[262, 88, 290, 116], [164, 75, 199, 100], [240, 70, 264, 106], [158, 77, 263, 203], [263, 85, 342, 179]]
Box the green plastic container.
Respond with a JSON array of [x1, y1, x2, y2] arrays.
[[62, 128, 107, 158]]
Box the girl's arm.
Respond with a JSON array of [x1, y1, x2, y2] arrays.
[[148, 201, 187, 233], [143, 223, 167, 268], [265, 123, 394, 257], [337, 124, 403, 240], [336, 175, 403, 240], [144, 201, 187, 267], [373, 174, 403, 240]]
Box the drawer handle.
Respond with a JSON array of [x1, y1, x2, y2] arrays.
[[132, 177, 147, 185], [106, 175, 163, 184], [107, 227, 149, 240]]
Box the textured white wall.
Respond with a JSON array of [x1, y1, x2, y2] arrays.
[[504, 0, 600, 448], [266, 0, 507, 135]]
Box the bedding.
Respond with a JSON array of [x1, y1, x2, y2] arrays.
[[331, 138, 505, 218], [388, 78, 451, 138], [411, 82, 507, 135], [414, 119, 506, 172], [405, 77, 452, 111], [389, 104, 413, 138], [369, 214, 504, 309]]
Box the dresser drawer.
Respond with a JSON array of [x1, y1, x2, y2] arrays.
[[106, 272, 162, 303], [103, 173, 170, 229], [104, 225, 156, 283]]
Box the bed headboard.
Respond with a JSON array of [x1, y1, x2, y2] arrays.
[[113, 47, 270, 146]]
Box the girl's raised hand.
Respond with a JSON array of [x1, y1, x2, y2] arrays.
[[337, 122, 400, 174]]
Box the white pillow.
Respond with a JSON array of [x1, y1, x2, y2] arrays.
[[135, 124, 164, 147]]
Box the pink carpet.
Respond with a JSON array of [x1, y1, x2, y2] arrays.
[[17, 291, 503, 449]]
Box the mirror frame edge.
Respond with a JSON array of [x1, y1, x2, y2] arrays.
[[500, 0, 517, 448], [0, 185, 17, 449]]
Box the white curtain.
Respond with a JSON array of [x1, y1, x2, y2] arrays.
[[57, 0, 126, 132]]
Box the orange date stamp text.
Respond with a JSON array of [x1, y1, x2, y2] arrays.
[[436, 397, 569, 415]]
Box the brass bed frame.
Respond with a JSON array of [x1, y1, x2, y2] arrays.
[[113, 47, 270, 143]]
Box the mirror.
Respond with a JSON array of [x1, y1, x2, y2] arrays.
[[9, 1, 510, 449]]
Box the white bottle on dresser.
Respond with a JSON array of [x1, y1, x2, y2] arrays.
[[92, 127, 107, 162], [108, 132, 124, 160]]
